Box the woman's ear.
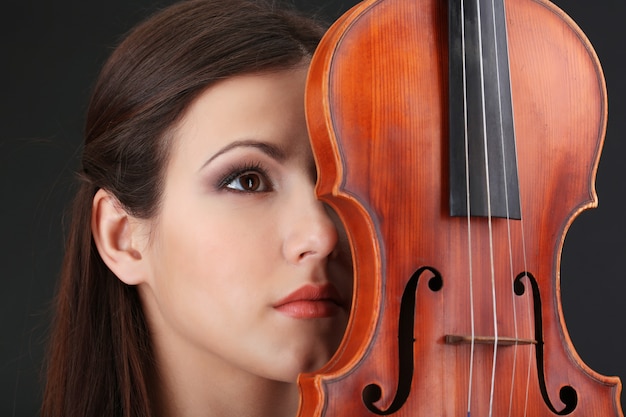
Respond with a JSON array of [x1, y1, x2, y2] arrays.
[[91, 188, 149, 286]]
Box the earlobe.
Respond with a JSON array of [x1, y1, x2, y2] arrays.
[[91, 189, 148, 286]]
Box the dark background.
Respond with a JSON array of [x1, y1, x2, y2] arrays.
[[1, 1, 624, 416]]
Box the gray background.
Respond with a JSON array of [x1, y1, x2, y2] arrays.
[[1, 0, 624, 415]]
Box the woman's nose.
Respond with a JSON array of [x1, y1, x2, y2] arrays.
[[282, 184, 339, 265]]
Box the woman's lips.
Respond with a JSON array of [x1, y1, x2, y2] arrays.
[[273, 283, 345, 319]]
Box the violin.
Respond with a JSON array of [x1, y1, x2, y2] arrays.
[[299, 0, 624, 416]]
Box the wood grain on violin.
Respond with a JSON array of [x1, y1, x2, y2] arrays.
[[299, 0, 623, 416]]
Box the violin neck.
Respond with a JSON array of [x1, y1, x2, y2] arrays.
[[448, 0, 521, 219]]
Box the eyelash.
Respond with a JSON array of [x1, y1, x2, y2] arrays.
[[216, 161, 274, 193]]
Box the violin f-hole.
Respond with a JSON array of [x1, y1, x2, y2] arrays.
[[515, 271, 578, 415], [362, 266, 443, 415]]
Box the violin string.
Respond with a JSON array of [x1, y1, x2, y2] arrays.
[[507, 54, 533, 417], [521, 224, 532, 417], [460, 0, 476, 415], [487, 0, 521, 414], [474, 0, 500, 415], [490, 0, 535, 412]]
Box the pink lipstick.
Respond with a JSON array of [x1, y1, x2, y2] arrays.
[[273, 283, 344, 319]]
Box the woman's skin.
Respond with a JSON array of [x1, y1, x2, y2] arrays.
[[91, 66, 353, 417]]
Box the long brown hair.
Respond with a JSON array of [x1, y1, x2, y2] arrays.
[[42, 2, 325, 416]]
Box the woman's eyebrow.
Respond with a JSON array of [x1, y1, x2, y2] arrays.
[[201, 139, 288, 169]]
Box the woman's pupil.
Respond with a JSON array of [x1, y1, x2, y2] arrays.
[[242, 173, 259, 191]]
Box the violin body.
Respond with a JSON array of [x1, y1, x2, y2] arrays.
[[299, 0, 623, 416]]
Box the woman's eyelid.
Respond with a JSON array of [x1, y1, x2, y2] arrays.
[[198, 141, 291, 193], [220, 163, 274, 192], [200, 140, 288, 172]]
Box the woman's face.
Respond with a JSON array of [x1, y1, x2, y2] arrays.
[[136, 67, 352, 383]]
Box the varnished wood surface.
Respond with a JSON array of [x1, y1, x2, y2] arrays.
[[299, 0, 623, 415]]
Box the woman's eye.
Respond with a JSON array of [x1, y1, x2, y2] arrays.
[[225, 171, 271, 192]]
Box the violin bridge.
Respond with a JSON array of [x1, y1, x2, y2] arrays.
[[445, 335, 537, 346]]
